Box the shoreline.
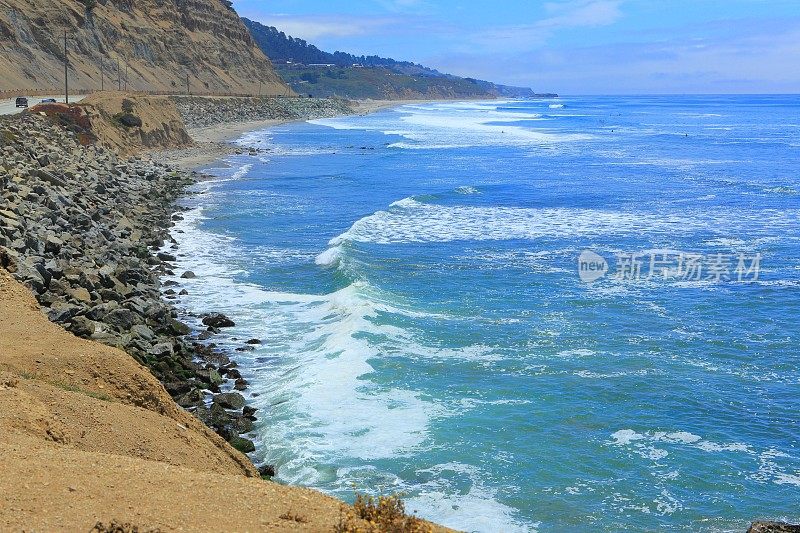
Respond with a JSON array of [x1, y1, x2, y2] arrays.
[[150, 98, 454, 169]]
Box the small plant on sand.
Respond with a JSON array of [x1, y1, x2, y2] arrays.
[[91, 520, 160, 533], [279, 510, 309, 523], [334, 492, 433, 533]]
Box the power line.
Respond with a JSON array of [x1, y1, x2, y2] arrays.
[[64, 30, 69, 104]]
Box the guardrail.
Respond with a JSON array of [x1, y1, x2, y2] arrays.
[[0, 89, 302, 99]]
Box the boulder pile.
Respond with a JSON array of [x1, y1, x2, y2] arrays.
[[0, 113, 261, 461], [172, 96, 354, 128]]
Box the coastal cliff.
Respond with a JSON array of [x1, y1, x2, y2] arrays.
[[0, 0, 291, 95]]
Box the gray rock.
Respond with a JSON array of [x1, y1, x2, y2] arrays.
[[69, 316, 98, 338], [104, 308, 138, 331], [44, 235, 63, 254], [46, 301, 81, 322], [212, 392, 246, 410], [148, 342, 173, 356], [130, 324, 155, 341]]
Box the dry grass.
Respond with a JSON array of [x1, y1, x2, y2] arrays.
[[335, 493, 434, 533]]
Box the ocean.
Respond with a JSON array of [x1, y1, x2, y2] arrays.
[[166, 96, 800, 532]]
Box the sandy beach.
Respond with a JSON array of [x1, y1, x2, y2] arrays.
[[150, 99, 438, 170]]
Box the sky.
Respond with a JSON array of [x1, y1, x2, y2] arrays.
[[233, 1, 800, 94]]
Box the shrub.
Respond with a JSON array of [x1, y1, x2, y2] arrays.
[[335, 492, 433, 533]]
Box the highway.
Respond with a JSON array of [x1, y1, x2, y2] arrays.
[[0, 95, 86, 116]]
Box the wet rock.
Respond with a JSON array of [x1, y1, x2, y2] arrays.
[[748, 523, 800, 533], [229, 436, 256, 454], [202, 313, 235, 328], [213, 392, 246, 410], [245, 338, 262, 345], [258, 464, 276, 478], [180, 271, 196, 279], [176, 388, 205, 408], [168, 318, 191, 336], [225, 368, 242, 379]]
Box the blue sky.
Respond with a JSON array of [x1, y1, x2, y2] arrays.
[[233, 1, 800, 94]]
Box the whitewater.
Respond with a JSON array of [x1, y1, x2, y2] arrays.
[[166, 97, 800, 532]]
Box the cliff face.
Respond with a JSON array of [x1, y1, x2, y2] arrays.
[[0, 0, 293, 96]]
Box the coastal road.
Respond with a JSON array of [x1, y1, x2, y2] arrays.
[[0, 95, 86, 116]]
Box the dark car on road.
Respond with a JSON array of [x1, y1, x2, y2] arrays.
[[40, 98, 56, 104], [15, 97, 28, 108]]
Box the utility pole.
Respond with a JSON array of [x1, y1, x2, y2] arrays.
[[64, 30, 69, 104]]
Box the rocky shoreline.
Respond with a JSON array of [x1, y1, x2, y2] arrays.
[[0, 98, 354, 476], [172, 95, 354, 129]]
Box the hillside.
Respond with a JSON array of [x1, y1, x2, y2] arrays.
[[0, 0, 292, 96], [243, 18, 544, 100]]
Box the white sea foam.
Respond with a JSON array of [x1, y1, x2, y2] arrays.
[[325, 198, 797, 247], [610, 429, 753, 457], [307, 118, 365, 130], [163, 203, 529, 532], [404, 462, 535, 533], [314, 245, 343, 267], [168, 223, 444, 466], [549, 104, 565, 109], [310, 99, 591, 150], [606, 427, 800, 493], [231, 163, 253, 180]]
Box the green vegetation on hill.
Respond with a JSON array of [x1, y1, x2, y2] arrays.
[[243, 18, 553, 100], [278, 64, 504, 100]]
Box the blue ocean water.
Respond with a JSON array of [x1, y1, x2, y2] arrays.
[[168, 96, 800, 532]]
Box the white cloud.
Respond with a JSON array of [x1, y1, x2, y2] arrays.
[[376, 0, 424, 12], [256, 15, 396, 40], [430, 18, 800, 94], [469, 0, 625, 52], [541, 0, 624, 28]]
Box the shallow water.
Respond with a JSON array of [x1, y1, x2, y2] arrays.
[[167, 96, 800, 532]]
